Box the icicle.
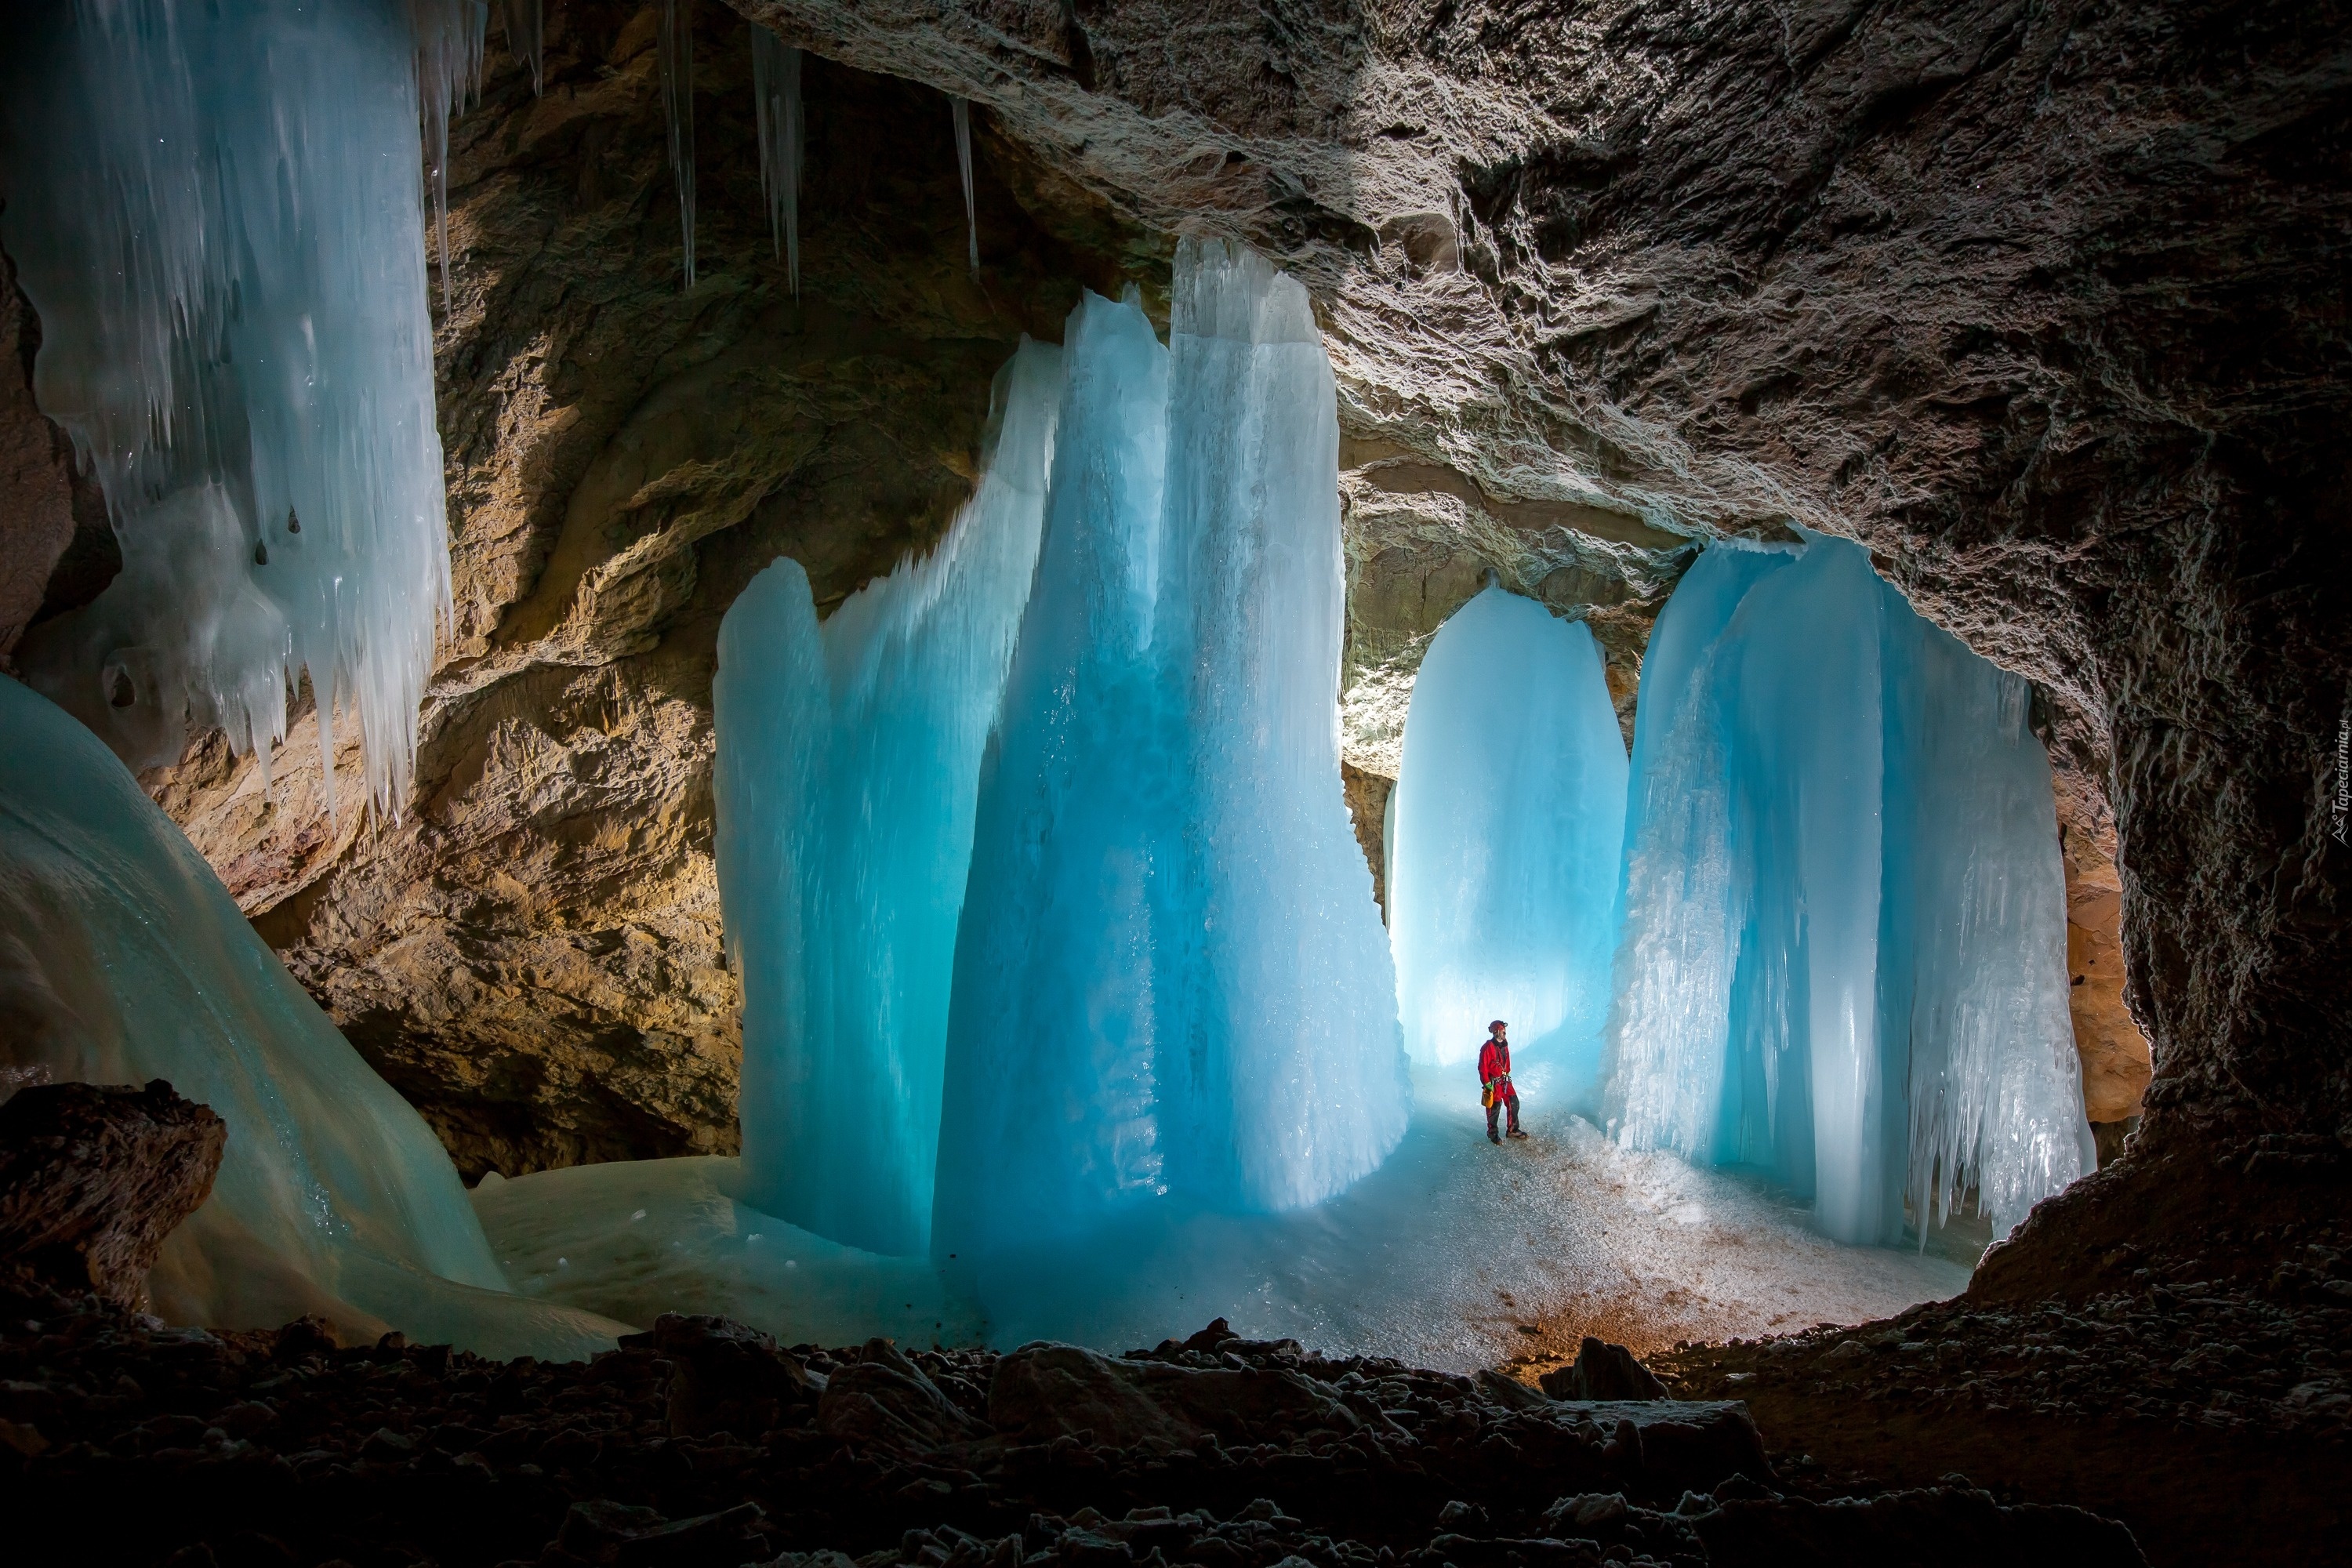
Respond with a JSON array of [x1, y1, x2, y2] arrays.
[[659, 0, 696, 289], [503, 0, 543, 94], [410, 1, 489, 314], [953, 95, 978, 277], [2, 0, 466, 820], [751, 27, 804, 296]]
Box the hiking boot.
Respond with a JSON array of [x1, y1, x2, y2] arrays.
[[1508, 1129, 1529, 1140], [1487, 1131, 1502, 1145]]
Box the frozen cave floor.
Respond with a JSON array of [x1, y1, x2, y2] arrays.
[[473, 1067, 1971, 1370]]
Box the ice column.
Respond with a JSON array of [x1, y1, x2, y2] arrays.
[[1388, 587, 1628, 1109], [751, 27, 805, 295], [936, 243, 1409, 1254], [1604, 535, 2091, 1243], [2, 0, 463, 819], [0, 677, 622, 1361], [717, 342, 1064, 1257]]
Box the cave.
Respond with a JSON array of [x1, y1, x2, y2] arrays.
[[0, 2, 2344, 1566]]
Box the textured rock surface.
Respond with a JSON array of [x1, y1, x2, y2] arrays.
[[0, 1294, 2151, 1568], [0, 1079, 225, 1311], [0, 246, 110, 666]]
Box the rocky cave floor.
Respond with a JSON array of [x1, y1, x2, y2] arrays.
[[2, 1240, 2345, 1568]]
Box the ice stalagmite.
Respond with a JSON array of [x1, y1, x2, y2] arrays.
[[936, 243, 1408, 1257], [1604, 535, 2091, 1243], [933, 291, 1178, 1254], [0, 677, 623, 1360], [716, 342, 1064, 1257], [1, 0, 464, 819], [1388, 587, 1627, 1105]]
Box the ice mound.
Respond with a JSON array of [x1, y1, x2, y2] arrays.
[[0, 676, 625, 1360], [1388, 586, 1628, 1106], [1604, 535, 2092, 1243], [1, 0, 471, 818]]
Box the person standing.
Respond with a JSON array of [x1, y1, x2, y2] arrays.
[[1479, 1019, 1524, 1143]]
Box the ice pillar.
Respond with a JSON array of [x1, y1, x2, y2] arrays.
[[1388, 587, 1628, 1107], [1605, 535, 2090, 1243], [717, 341, 1063, 1257], [936, 243, 1408, 1255]]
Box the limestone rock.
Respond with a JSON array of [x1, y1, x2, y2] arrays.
[[817, 1336, 985, 1453], [0, 1079, 225, 1311], [1541, 1337, 1671, 1403], [988, 1340, 1359, 1450], [642, 1312, 821, 1439]]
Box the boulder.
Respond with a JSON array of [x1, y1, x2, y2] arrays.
[[0, 1078, 224, 1310], [989, 1341, 1360, 1450], [817, 1338, 985, 1453], [640, 1313, 821, 1439], [1541, 1338, 1669, 1402]]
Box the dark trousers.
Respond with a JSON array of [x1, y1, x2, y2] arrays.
[[1486, 1082, 1520, 1138]]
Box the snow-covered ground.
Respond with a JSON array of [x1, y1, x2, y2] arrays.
[[476, 1063, 1969, 1370]]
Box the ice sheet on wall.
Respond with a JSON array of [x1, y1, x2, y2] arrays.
[[1387, 586, 1628, 1105], [715, 341, 1064, 1258], [0, 677, 623, 1361], [0, 0, 469, 821], [1602, 535, 2092, 1243]]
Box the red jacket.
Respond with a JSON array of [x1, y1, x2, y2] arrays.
[[1478, 1038, 1512, 1087]]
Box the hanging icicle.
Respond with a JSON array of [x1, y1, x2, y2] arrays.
[[952, 95, 978, 277], [659, 0, 696, 289], [751, 27, 804, 296], [503, 0, 543, 94], [412, 0, 489, 314]]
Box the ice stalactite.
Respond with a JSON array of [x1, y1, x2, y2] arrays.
[[752, 27, 805, 296], [0, 677, 624, 1360], [1388, 586, 1628, 1107], [1602, 535, 2092, 1243], [935, 243, 1409, 1261], [2, 0, 464, 821], [502, 0, 543, 94], [659, 0, 696, 289], [411, 0, 489, 314], [716, 343, 1064, 1258], [953, 96, 978, 277]]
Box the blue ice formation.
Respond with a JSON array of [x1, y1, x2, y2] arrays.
[[1604, 535, 2092, 1243], [0, 676, 624, 1361], [716, 342, 1065, 1257], [1, 0, 472, 818], [934, 242, 1409, 1259], [1388, 587, 1628, 1103]]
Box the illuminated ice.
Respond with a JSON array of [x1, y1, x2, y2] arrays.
[[2, 0, 465, 819], [715, 341, 1063, 1258], [1604, 535, 2091, 1243], [0, 677, 623, 1360], [935, 244, 1409, 1269], [1388, 586, 1628, 1107]]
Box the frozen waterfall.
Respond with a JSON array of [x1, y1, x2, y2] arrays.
[[0, 677, 622, 1361], [935, 244, 1409, 1260], [1603, 535, 2092, 1243], [1388, 587, 1628, 1107], [716, 342, 1064, 1257], [1, 0, 466, 819]]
